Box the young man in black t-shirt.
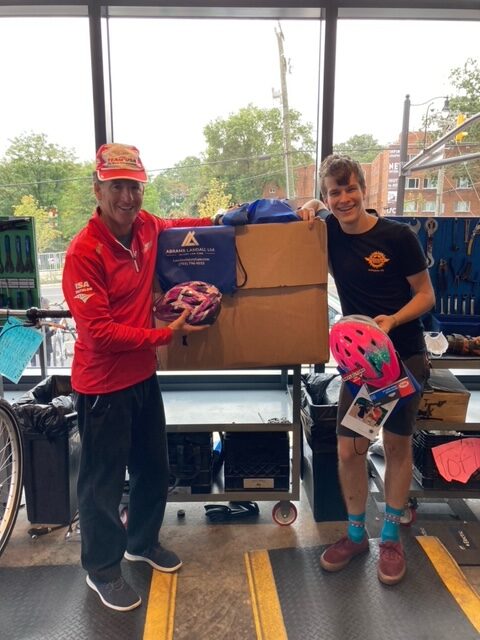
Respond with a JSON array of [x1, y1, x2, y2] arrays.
[[298, 154, 435, 585]]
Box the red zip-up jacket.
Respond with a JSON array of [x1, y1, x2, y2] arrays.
[[62, 208, 212, 394]]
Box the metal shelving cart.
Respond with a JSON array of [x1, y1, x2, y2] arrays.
[[368, 356, 480, 521], [163, 366, 302, 525]]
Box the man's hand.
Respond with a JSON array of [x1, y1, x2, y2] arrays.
[[373, 314, 398, 334], [168, 309, 209, 334], [296, 199, 328, 228], [211, 211, 224, 225]]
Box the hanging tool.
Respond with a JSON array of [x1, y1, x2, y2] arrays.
[[436, 259, 448, 315], [15, 235, 25, 272], [424, 218, 438, 268], [4, 235, 15, 273], [464, 219, 471, 250], [439, 296, 445, 315], [437, 258, 448, 291], [24, 235, 34, 272], [410, 218, 421, 235], [447, 295, 452, 315], [459, 259, 473, 283], [466, 221, 480, 256], [450, 218, 459, 252]]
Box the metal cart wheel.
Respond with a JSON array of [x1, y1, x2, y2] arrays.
[[400, 497, 418, 526], [272, 501, 297, 526]]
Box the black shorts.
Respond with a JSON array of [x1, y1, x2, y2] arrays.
[[337, 352, 430, 438]]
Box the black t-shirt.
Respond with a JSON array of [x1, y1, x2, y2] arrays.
[[325, 215, 427, 358]]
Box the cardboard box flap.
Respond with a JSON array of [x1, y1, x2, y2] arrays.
[[419, 369, 470, 423], [424, 369, 470, 395], [235, 220, 327, 290]]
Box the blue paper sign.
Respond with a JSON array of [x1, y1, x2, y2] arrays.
[[0, 317, 43, 383]]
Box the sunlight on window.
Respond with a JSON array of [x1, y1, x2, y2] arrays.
[[334, 20, 479, 216], [106, 18, 322, 215]]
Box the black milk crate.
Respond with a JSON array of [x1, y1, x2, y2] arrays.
[[412, 430, 480, 491], [168, 433, 213, 495], [224, 432, 289, 491]]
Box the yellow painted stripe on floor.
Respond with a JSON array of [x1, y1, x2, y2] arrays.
[[417, 536, 480, 633], [245, 550, 288, 640], [143, 572, 177, 640]]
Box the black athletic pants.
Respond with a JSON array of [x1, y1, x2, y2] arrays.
[[75, 374, 169, 582]]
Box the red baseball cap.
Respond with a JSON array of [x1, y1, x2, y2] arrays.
[[96, 143, 148, 182]]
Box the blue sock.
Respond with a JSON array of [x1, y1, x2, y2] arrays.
[[347, 513, 366, 543], [381, 504, 403, 542]]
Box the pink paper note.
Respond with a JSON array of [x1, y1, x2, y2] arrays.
[[431, 438, 480, 483]]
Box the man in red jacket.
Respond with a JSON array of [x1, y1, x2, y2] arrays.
[[62, 143, 212, 611]]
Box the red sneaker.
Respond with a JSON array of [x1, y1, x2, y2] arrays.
[[320, 535, 369, 572], [378, 541, 406, 585]]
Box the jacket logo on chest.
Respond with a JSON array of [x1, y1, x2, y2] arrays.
[[364, 251, 390, 270]]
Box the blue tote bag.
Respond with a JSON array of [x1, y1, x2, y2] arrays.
[[156, 225, 237, 294]]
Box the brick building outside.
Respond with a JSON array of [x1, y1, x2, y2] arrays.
[[263, 132, 480, 217]]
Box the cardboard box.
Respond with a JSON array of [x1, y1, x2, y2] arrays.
[[156, 221, 329, 370], [418, 369, 470, 423]]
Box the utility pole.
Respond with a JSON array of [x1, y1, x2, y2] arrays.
[[275, 23, 295, 198], [396, 94, 411, 216]]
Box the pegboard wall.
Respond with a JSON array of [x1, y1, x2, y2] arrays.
[[0, 217, 40, 319], [389, 216, 480, 337]]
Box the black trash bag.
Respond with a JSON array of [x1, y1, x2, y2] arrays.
[[12, 401, 74, 438], [14, 375, 72, 406], [12, 375, 75, 439], [301, 372, 341, 405], [301, 373, 341, 451]]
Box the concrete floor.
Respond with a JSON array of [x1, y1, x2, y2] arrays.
[[1, 387, 479, 638]]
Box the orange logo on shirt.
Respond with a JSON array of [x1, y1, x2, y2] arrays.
[[365, 251, 390, 269]]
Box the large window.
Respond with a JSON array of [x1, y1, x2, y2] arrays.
[[106, 17, 322, 214], [0, 3, 479, 379], [0, 16, 94, 371], [334, 19, 479, 216], [0, 17, 94, 184]]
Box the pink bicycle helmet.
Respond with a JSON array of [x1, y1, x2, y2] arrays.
[[329, 315, 400, 388], [153, 281, 222, 326]]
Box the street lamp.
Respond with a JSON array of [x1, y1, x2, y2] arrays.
[[423, 96, 450, 149], [396, 94, 449, 216]]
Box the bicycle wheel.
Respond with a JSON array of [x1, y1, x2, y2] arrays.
[[0, 399, 23, 557]]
